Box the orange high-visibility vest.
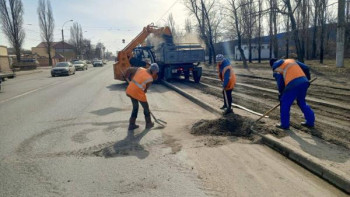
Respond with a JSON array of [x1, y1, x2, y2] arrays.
[[273, 59, 305, 86], [126, 68, 153, 102], [217, 63, 236, 90]]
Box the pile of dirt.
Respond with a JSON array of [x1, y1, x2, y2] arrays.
[[191, 113, 253, 137]]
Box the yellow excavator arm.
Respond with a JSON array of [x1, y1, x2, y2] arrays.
[[113, 24, 172, 81]]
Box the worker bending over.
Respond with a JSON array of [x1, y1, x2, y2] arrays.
[[216, 54, 236, 115], [125, 63, 159, 130], [270, 58, 315, 130]]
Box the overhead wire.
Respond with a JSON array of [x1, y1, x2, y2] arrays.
[[155, 0, 179, 24]]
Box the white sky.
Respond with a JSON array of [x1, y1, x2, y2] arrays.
[[0, 0, 189, 55], [0, 0, 339, 55]]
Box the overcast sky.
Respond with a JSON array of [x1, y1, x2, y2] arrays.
[[0, 0, 188, 54]]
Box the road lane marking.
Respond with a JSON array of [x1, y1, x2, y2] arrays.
[[0, 81, 61, 104], [0, 64, 112, 105]]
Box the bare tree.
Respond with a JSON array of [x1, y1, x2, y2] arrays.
[[278, 0, 304, 62], [167, 13, 177, 37], [37, 0, 54, 66], [284, 15, 290, 58], [185, 0, 217, 64], [257, 0, 262, 63], [185, 18, 192, 33], [69, 22, 83, 58], [82, 39, 93, 60], [185, 0, 210, 62], [0, 0, 25, 62], [311, 0, 319, 59], [241, 0, 257, 63], [227, 0, 247, 67], [268, 0, 278, 59], [319, 0, 327, 63]]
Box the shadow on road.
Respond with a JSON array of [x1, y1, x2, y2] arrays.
[[94, 128, 154, 159], [90, 107, 128, 116], [106, 83, 128, 91]]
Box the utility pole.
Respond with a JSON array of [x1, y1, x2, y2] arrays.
[[336, 0, 345, 67], [61, 20, 73, 61]]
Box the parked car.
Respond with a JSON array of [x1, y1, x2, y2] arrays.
[[93, 60, 103, 67], [73, 60, 88, 71], [51, 62, 75, 77], [12, 58, 39, 70], [86, 60, 92, 64]]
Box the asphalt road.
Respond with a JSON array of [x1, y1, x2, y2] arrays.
[[0, 62, 346, 196]]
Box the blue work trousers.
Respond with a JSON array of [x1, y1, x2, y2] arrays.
[[280, 82, 315, 128]]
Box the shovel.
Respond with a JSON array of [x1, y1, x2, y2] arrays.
[[254, 77, 318, 124], [150, 111, 167, 127]]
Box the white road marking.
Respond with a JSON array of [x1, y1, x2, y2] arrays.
[[0, 81, 61, 104]]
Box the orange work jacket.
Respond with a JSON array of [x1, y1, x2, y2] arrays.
[[217, 63, 236, 90], [273, 59, 306, 86], [126, 68, 153, 102]]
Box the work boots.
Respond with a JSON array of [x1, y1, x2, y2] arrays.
[[128, 117, 139, 130], [145, 116, 154, 129]]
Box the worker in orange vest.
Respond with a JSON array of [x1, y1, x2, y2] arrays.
[[270, 58, 315, 130], [216, 54, 236, 115], [125, 63, 159, 130]]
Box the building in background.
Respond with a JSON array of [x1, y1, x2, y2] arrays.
[[32, 42, 76, 66], [0, 45, 12, 73]]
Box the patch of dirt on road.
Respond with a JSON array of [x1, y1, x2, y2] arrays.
[[191, 113, 253, 136], [191, 113, 287, 139]]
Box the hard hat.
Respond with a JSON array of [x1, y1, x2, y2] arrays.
[[216, 54, 224, 62], [150, 63, 159, 73]]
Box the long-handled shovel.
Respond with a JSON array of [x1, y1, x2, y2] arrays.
[[254, 77, 318, 124], [223, 88, 230, 110], [119, 67, 167, 127]]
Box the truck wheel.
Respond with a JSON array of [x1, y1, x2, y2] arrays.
[[193, 70, 201, 83]]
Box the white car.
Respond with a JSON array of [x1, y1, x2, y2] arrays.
[[51, 62, 76, 77], [73, 61, 88, 71]]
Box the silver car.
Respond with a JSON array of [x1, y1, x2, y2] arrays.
[[51, 62, 76, 77], [73, 61, 88, 71]]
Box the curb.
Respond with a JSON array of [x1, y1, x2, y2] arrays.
[[162, 81, 221, 116], [162, 80, 350, 194]]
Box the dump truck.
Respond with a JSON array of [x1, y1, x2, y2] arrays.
[[113, 24, 204, 83]]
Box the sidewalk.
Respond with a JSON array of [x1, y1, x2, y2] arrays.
[[14, 66, 51, 76]]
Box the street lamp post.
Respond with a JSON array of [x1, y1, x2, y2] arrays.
[[61, 20, 73, 61]]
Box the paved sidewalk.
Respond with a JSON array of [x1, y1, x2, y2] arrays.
[[14, 67, 51, 76]]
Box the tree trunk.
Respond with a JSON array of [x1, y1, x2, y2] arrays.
[[336, 0, 345, 67], [312, 0, 319, 59], [320, 0, 327, 64], [285, 0, 304, 62], [248, 37, 252, 63], [258, 0, 262, 63], [286, 16, 290, 58], [15, 42, 21, 62], [269, 0, 273, 58], [273, 0, 278, 58]]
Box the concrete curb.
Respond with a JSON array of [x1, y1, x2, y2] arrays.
[[256, 132, 350, 194], [162, 81, 221, 116], [162, 80, 350, 194]]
